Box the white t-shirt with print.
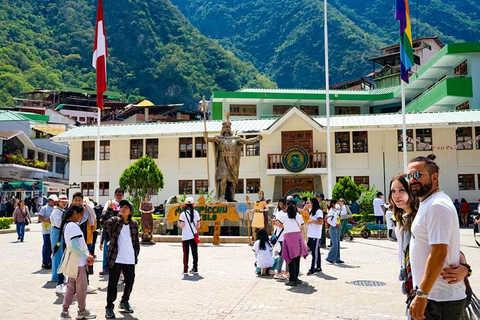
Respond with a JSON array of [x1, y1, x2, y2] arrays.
[[373, 198, 384, 217], [64, 222, 88, 267], [326, 208, 339, 227], [115, 224, 135, 265], [179, 210, 201, 241], [272, 209, 285, 242], [50, 207, 64, 229], [307, 209, 323, 239], [386, 210, 394, 230], [277, 212, 304, 234], [410, 191, 466, 302], [253, 240, 274, 268]]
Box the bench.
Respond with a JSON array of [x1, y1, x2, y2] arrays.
[[361, 223, 387, 239]]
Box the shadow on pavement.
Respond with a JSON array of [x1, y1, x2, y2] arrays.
[[286, 281, 317, 294], [182, 274, 204, 281], [315, 272, 338, 281], [53, 294, 64, 305], [42, 281, 57, 288], [335, 263, 360, 269], [33, 269, 52, 275]]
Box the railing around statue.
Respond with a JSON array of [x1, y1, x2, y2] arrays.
[[267, 152, 327, 169]]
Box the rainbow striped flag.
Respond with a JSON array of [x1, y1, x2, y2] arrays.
[[395, 0, 414, 83]]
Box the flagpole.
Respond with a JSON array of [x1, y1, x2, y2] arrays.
[[401, 80, 407, 172], [324, 0, 332, 198], [96, 107, 101, 204]]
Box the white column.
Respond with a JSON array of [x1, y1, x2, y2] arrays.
[[324, 0, 333, 198]]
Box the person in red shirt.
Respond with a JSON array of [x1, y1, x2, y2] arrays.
[[459, 198, 470, 227]]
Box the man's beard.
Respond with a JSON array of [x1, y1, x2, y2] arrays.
[[410, 182, 433, 197]]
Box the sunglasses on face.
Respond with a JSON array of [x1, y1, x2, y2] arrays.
[[405, 171, 427, 182]]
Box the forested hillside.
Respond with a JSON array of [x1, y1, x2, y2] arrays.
[[0, 0, 275, 106], [172, 0, 480, 88]]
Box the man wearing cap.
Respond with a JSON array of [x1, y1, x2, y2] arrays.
[[179, 197, 201, 275], [39, 194, 57, 269], [104, 199, 140, 319], [373, 192, 385, 224]]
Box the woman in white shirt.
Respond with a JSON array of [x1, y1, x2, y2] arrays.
[[306, 198, 324, 275], [50, 194, 69, 293], [277, 201, 308, 286], [272, 199, 289, 279], [326, 200, 343, 264], [253, 229, 275, 276]]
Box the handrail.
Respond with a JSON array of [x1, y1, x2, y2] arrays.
[[267, 152, 327, 169]]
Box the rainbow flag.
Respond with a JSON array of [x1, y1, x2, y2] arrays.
[[395, 0, 414, 83]]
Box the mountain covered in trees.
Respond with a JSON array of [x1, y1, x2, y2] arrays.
[[172, 0, 480, 89], [0, 0, 275, 106]]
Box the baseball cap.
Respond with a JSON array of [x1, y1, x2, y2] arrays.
[[58, 194, 68, 202], [48, 194, 58, 202], [185, 197, 195, 205], [339, 198, 345, 203], [316, 193, 325, 199], [118, 199, 133, 212]]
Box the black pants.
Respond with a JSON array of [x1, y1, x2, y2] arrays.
[[182, 239, 198, 271], [320, 212, 327, 245], [288, 256, 301, 282], [423, 298, 466, 320], [106, 263, 135, 309]]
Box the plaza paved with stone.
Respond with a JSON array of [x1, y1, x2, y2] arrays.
[[2, 218, 479, 320]]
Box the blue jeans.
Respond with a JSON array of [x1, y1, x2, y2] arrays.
[[50, 229, 64, 283], [42, 234, 52, 265], [326, 226, 341, 263], [102, 238, 109, 271], [16, 222, 25, 240]]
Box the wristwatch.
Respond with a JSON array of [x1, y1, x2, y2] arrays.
[[416, 289, 428, 299]]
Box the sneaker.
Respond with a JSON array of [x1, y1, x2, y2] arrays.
[[45, 263, 52, 269], [119, 301, 134, 313], [335, 260, 345, 264], [307, 269, 316, 276], [56, 284, 66, 294], [326, 259, 335, 264], [315, 267, 323, 272], [273, 273, 283, 279], [76, 308, 96, 319], [285, 281, 297, 286], [87, 285, 97, 294], [105, 308, 115, 319], [119, 274, 124, 282], [295, 279, 303, 285], [183, 269, 188, 275], [59, 311, 72, 320], [99, 269, 109, 276], [350, 235, 354, 241], [189, 268, 198, 274]]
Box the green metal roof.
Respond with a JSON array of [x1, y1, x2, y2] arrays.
[[0, 110, 31, 122], [18, 112, 49, 122], [64, 87, 121, 99]]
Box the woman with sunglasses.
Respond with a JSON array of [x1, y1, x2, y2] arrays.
[[389, 172, 469, 318]]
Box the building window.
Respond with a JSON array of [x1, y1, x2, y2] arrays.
[[335, 132, 350, 153], [354, 176, 370, 189], [81, 182, 94, 197], [415, 129, 432, 151], [99, 141, 110, 160], [27, 149, 35, 160], [273, 105, 292, 116], [454, 60, 468, 76], [55, 157, 65, 175], [146, 139, 158, 159], [398, 129, 414, 152], [179, 138, 193, 158], [246, 135, 260, 156], [99, 182, 109, 196], [195, 180, 208, 194], [336, 176, 344, 183], [195, 137, 206, 158], [476, 127, 480, 149], [230, 104, 257, 116], [79, 117, 86, 122], [47, 154, 53, 172], [130, 139, 143, 159], [37, 152, 45, 162], [82, 141, 95, 160], [179, 180, 193, 194], [298, 105, 319, 116], [236, 179, 244, 194], [352, 131, 368, 153], [335, 106, 361, 115], [456, 101, 470, 111], [458, 174, 475, 191], [456, 127, 473, 150], [246, 179, 261, 194]]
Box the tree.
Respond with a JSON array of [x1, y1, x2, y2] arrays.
[[332, 176, 361, 203], [357, 184, 380, 221], [119, 156, 164, 216]]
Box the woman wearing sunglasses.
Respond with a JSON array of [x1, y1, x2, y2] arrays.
[[389, 172, 469, 319]]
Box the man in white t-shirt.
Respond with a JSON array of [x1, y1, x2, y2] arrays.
[[373, 192, 385, 224], [407, 155, 466, 320]]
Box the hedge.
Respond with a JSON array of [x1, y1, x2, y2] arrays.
[[0, 218, 13, 229], [352, 214, 375, 223]]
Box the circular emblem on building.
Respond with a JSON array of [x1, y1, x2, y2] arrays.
[[284, 188, 307, 199], [282, 146, 309, 173]]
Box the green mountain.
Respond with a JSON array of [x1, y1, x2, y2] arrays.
[[171, 0, 480, 89], [0, 0, 275, 106]]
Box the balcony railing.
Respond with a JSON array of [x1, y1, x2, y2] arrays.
[[267, 152, 327, 169]]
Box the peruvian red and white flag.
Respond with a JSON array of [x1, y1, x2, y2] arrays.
[[92, 0, 107, 110]]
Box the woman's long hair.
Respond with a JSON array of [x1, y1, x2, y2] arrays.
[[388, 173, 419, 233], [309, 198, 321, 216], [277, 199, 285, 212], [286, 203, 297, 219], [184, 203, 195, 224], [328, 199, 338, 210], [52, 205, 84, 255], [257, 229, 270, 250]]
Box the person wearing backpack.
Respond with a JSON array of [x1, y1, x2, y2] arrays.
[[179, 197, 201, 275], [57, 205, 96, 320], [339, 198, 353, 241]]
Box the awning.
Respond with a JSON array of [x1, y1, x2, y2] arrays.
[[31, 124, 67, 136]]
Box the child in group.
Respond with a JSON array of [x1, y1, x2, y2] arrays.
[[385, 203, 395, 241], [58, 205, 96, 320], [253, 229, 277, 276]]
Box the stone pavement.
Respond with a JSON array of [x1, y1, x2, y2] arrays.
[[2, 220, 479, 320]]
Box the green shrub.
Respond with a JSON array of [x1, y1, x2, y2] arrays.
[[332, 176, 362, 203], [0, 218, 13, 229], [358, 185, 380, 221], [351, 214, 375, 223]]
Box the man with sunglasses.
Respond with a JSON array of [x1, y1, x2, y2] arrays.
[[406, 155, 466, 320]]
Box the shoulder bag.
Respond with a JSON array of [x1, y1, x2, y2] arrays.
[[57, 246, 81, 279], [270, 228, 284, 245], [23, 208, 29, 226]]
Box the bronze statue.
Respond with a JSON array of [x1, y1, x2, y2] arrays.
[[204, 114, 262, 202]]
